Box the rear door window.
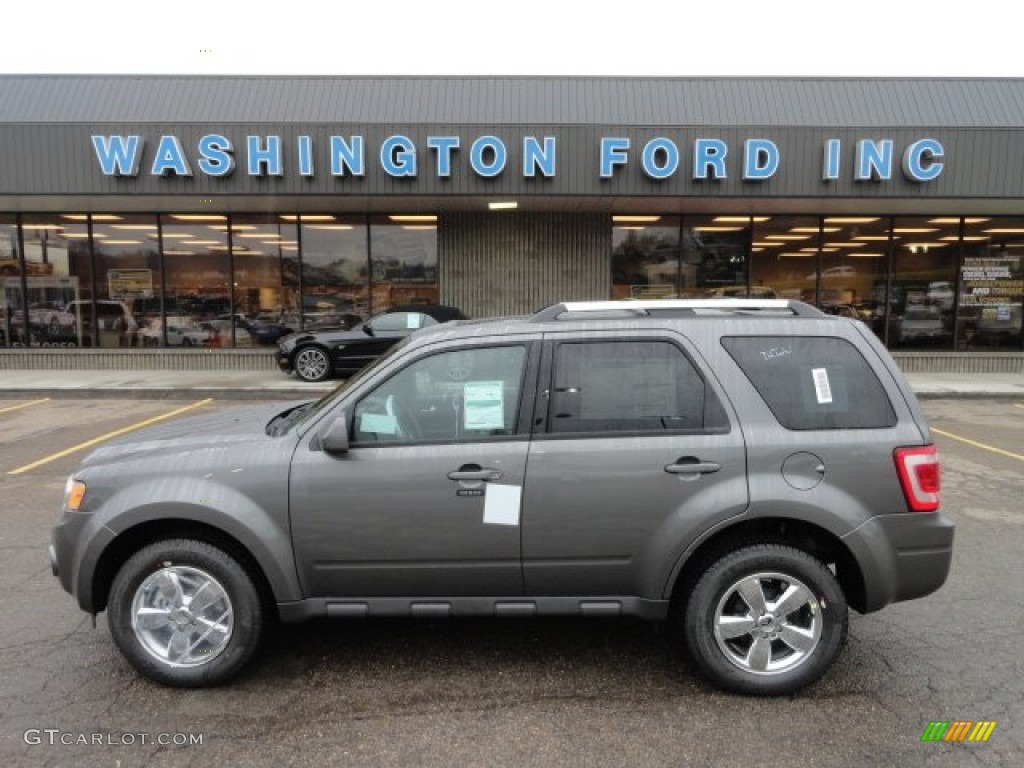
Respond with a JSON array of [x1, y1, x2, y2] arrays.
[[546, 339, 728, 434], [721, 336, 896, 430]]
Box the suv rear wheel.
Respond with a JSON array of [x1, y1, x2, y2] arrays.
[[683, 544, 848, 695], [107, 539, 264, 687]]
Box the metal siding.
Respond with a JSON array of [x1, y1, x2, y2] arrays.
[[439, 213, 609, 317], [4, 76, 1024, 127]]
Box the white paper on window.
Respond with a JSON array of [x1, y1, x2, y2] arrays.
[[812, 367, 834, 405], [463, 381, 505, 430]]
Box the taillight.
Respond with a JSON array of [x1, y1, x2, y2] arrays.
[[894, 445, 941, 512]]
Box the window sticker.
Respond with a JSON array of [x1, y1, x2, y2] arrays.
[[359, 412, 398, 435], [483, 484, 521, 526], [463, 381, 505, 430], [812, 368, 834, 405], [406, 313, 422, 329]]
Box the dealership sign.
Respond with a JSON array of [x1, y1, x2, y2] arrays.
[[91, 134, 945, 183]]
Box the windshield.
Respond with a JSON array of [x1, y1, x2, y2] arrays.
[[287, 336, 414, 433]]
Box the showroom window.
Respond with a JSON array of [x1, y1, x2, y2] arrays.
[[370, 215, 438, 311], [159, 215, 232, 346], [90, 214, 160, 348], [749, 216, 819, 303], [612, 216, 682, 299], [299, 214, 369, 324], [958, 217, 1024, 350], [889, 217, 959, 350], [681, 215, 750, 296], [1, 215, 23, 348]]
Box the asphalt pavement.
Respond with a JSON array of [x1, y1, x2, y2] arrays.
[[0, 368, 1022, 400]]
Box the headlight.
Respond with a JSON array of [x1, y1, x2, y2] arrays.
[[64, 476, 87, 511]]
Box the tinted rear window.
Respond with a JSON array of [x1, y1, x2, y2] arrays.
[[721, 336, 896, 430]]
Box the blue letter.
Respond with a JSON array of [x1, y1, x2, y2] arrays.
[[247, 135, 283, 176], [694, 139, 728, 180], [641, 138, 679, 180], [470, 136, 507, 178], [297, 136, 314, 177], [523, 136, 556, 177], [381, 136, 417, 177], [91, 135, 143, 176], [330, 136, 365, 177], [427, 136, 460, 177], [600, 138, 630, 178], [855, 139, 893, 181], [197, 134, 235, 177], [743, 139, 779, 180], [151, 135, 192, 177], [823, 139, 841, 181], [902, 139, 944, 182]]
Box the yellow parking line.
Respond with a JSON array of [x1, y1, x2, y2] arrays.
[[931, 427, 1024, 462], [7, 398, 214, 475], [0, 398, 51, 415]]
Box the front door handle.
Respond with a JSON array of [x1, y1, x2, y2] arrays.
[[448, 464, 503, 482], [664, 458, 722, 475]]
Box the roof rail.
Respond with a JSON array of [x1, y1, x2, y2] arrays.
[[529, 299, 824, 322]]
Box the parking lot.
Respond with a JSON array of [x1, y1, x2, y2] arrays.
[[0, 396, 1020, 767]]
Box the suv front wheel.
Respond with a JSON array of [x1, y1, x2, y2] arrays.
[[107, 539, 265, 687], [683, 544, 848, 695]]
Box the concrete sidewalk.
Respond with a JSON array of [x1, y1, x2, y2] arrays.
[[0, 368, 1022, 400]]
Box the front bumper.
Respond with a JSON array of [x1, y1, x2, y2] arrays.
[[51, 510, 116, 613], [842, 510, 955, 613], [276, 349, 294, 374]]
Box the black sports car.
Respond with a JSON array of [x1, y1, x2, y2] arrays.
[[276, 304, 468, 382]]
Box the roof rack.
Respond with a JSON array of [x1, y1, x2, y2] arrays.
[[529, 299, 824, 322]]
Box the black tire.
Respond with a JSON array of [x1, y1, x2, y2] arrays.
[[682, 543, 848, 696], [293, 345, 332, 382], [107, 539, 265, 688]]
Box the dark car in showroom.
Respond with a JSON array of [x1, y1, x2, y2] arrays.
[[277, 304, 468, 382]]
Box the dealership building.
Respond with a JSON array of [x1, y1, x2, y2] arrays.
[[0, 75, 1022, 366]]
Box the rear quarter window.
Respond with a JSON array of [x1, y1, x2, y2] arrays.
[[721, 336, 896, 430]]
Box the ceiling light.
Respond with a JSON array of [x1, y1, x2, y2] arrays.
[[983, 228, 1024, 234], [103, 240, 143, 245], [389, 215, 438, 223], [617, 226, 647, 231], [21, 224, 63, 230], [613, 215, 662, 223], [60, 214, 123, 221], [281, 214, 335, 222], [307, 225, 354, 230], [823, 217, 880, 224], [160, 233, 195, 239], [823, 242, 867, 248], [169, 214, 227, 221], [752, 241, 784, 247], [892, 228, 938, 234], [765, 234, 811, 241], [488, 201, 518, 211], [692, 226, 743, 232], [237, 233, 280, 239], [789, 227, 841, 233], [401, 225, 437, 230], [714, 216, 770, 223], [853, 236, 890, 241], [111, 225, 158, 231], [929, 217, 990, 224]]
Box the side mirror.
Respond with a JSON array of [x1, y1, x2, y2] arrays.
[[362, 322, 375, 337], [319, 413, 350, 454]]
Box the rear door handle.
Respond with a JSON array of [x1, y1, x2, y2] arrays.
[[664, 458, 722, 475], [448, 465, 503, 482]]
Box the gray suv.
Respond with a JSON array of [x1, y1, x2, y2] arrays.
[[50, 299, 953, 694]]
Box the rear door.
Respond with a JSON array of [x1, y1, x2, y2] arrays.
[[521, 330, 748, 598]]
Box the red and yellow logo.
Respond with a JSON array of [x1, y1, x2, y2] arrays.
[[921, 721, 997, 743]]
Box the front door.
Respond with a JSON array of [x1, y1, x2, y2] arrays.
[[290, 341, 536, 597]]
